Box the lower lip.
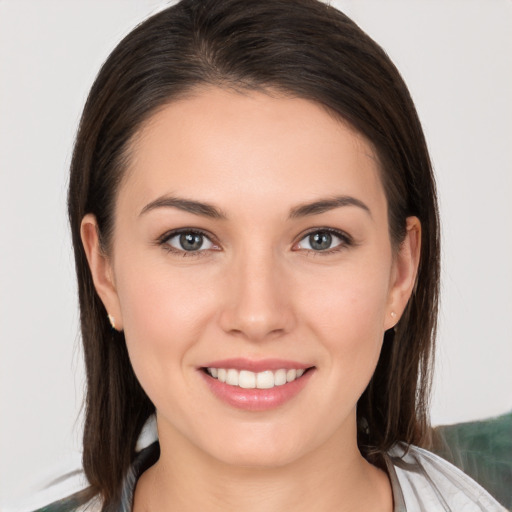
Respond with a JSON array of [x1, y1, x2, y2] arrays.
[[200, 369, 315, 411]]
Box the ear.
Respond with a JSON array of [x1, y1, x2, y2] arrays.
[[80, 214, 123, 331], [384, 216, 421, 330]]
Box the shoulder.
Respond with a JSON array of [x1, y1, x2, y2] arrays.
[[7, 416, 160, 512], [2, 468, 100, 512], [386, 443, 507, 511], [32, 492, 101, 512]]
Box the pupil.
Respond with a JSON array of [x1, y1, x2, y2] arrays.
[[310, 232, 332, 250], [180, 233, 203, 251]]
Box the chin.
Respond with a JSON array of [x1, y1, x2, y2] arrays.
[[199, 424, 314, 469], [213, 444, 304, 469]]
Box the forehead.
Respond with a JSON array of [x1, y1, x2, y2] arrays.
[[120, 87, 385, 218]]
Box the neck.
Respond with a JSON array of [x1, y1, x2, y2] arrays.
[[133, 420, 392, 512]]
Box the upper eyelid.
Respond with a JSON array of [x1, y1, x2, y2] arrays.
[[157, 229, 220, 258], [296, 227, 352, 243], [158, 228, 216, 244]]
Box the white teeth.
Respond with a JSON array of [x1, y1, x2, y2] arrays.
[[274, 368, 287, 386], [226, 369, 239, 386], [206, 367, 308, 388], [256, 370, 274, 389], [286, 369, 297, 382], [239, 370, 256, 389]]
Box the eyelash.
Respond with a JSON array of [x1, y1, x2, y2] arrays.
[[157, 227, 354, 257], [157, 229, 219, 257], [293, 228, 354, 255]]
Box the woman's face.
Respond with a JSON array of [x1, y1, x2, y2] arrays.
[[83, 87, 419, 468]]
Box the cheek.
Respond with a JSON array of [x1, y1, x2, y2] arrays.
[[113, 255, 218, 387], [303, 262, 390, 337], [297, 257, 391, 381], [118, 248, 216, 326]]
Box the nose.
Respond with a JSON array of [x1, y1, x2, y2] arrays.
[[218, 249, 296, 342]]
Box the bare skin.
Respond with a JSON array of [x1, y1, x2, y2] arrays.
[[81, 87, 420, 511], [132, 412, 393, 512]]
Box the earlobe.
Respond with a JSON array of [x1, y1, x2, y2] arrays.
[[385, 216, 421, 330], [80, 214, 123, 331]]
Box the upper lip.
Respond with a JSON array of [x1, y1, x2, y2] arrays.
[[200, 358, 313, 372]]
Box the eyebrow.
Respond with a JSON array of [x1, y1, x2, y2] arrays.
[[139, 194, 371, 220], [289, 196, 372, 219], [139, 196, 227, 219]]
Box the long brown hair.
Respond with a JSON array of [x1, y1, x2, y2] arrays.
[[68, 0, 440, 506]]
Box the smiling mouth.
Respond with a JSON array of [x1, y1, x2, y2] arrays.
[[203, 367, 313, 389]]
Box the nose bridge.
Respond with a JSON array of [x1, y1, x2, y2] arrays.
[[219, 242, 294, 341]]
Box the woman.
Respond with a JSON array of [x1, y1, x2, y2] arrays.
[[34, 0, 505, 510]]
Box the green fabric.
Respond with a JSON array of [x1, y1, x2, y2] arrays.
[[432, 411, 512, 510]]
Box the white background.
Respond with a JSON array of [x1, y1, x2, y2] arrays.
[[1, 0, 511, 505]]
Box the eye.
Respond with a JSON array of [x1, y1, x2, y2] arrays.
[[161, 230, 217, 253], [295, 229, 350, 252]]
